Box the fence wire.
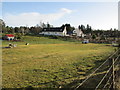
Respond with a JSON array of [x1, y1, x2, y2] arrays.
[[74, 49, 120, 90]]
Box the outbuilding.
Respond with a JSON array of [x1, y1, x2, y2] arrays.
[[4, 34, 15, 40]]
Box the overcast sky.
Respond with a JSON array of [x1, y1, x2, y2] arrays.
[[1, 1, 119, 30]]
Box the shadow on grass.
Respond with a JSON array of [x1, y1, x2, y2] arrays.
[[62, 56, 111, 89]]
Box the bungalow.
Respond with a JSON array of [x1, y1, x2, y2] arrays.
[[73, 28, 85, 37], [4, 34, 15, 40], [39, 26, 68, 36]]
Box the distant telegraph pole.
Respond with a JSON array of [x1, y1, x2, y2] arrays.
[[118, 1, 120, 32], [118, 1, 120, 48], [118, 2, 120, 86]]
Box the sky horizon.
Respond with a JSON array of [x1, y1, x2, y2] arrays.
[[1, 2, 118, 30]]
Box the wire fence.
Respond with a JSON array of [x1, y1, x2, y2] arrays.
[[74, 48, 120, 90]]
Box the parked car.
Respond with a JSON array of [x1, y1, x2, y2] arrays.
[[82, 39, 89, 44]]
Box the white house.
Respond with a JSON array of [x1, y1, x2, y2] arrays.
[[73, 28, 85, 37], [39, 26, 68, 36]]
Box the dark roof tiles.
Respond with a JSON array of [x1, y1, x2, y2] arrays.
[[43, 27, 64, 32]]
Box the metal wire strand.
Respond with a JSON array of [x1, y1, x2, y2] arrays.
[[74, 49, 120, 90], [95, 55, 120, 90]]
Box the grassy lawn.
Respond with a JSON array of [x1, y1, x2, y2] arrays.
[[2, 36, 116, 88], [2, 35, 80, 46]]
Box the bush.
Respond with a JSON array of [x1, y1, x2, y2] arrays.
[[49, 35, 58, 39], [92, 34, 96, 39], [118, 39, 120, 47], [17, 36, 21, 39], [15, 33, 23, 40]]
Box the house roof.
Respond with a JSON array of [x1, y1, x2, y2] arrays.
[[5, 34, 15, 37], [42, 27, 64, 32]]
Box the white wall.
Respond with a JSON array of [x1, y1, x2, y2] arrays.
[[7, 37, 14, 40], [73, 29, 84, 37], [39, 27, 68, 36], [41, 31, 64, 36], [62, 26, 67, 36]]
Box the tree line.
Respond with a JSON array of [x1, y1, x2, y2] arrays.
[[0, 19, 92, 35], [0, 19, 119, 39]]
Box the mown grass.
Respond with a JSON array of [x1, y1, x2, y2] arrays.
[[2, 35, 116, 88], [2, 35, 80, 46]]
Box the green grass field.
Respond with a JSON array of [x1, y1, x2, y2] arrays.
[[2, 35, 80, 46], [2, 36, 116, 88]]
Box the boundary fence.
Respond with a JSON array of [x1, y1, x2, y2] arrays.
[[74, 48, 120, 90]]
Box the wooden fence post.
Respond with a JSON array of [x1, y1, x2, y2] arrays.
[[109, 57, 115, 90], [117, 49, 120, 89], [109, 58, 112, 90], [112, 58, 115, 90]]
